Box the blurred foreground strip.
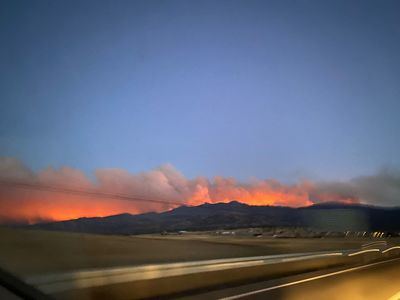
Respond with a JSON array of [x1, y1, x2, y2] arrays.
[[25, 246, 400, 300]]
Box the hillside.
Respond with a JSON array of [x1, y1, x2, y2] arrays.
[[28, 201, 400, 235]]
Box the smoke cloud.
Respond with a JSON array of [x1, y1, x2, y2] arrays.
[[0, 157, 399, 224], [310, 168, 400, 207]]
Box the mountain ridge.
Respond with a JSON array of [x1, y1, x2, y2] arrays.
[[27, 201, 400, 235]]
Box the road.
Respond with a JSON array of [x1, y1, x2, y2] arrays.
[[180, 257, 400, 300], [23, 243, 400, 299], [2, 228, 398, 299], [0, 227, 368, 277], [26, 250, 344, 295]]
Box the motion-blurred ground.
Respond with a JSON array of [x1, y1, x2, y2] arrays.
[[0, 227, 385, 278]]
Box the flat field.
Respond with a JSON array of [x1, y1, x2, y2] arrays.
[[0, 227, 389, 277]]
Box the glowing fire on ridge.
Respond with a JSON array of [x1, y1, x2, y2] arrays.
[[0, 157, 360, 224]]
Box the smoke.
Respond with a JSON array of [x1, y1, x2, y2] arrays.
[[0, 157, 399, 224], [311, 168, 400, 206]]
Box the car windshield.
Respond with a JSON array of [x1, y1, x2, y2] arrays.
[[1, 1, 400, 300]]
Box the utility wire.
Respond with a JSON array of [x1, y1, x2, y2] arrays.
[[0, 180, 183, 206]]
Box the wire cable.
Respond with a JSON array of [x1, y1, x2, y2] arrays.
[[0, 180, 183, 206]]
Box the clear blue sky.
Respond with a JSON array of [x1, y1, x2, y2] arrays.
[[1, 0, 399, 182]]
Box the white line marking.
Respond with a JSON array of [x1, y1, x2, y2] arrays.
[[387, 290, 400, 300], [219, 257, 400, 300], [279, 252, 342, 262], [348, 248, 380, 256], [362, 241, 386, 247], [362, 241, 387, 249], [382, 246, 400, 254]]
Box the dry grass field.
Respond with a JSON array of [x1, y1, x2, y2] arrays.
[[0, 227, 388, 278]]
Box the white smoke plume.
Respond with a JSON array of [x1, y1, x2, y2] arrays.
[[0, 157, 399, 224]]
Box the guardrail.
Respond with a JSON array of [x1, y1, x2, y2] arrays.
[[25, 243, 400, 300]]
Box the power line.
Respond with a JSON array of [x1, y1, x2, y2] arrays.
[[0, 180, 183, 206]]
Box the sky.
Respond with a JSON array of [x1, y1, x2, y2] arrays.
[[1, 1, 400, 223]]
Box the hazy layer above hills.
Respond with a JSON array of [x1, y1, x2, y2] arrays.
[[27, 201, 400, 235]]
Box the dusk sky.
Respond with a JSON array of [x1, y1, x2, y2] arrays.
[[2, 0, 400, 181], [1, 1, 400, 222]]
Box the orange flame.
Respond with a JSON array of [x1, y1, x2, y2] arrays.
[[0, 159, 359, 224]]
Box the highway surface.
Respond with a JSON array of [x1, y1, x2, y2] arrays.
[[1, 236, 398, 299], [25, 250, 344, 295], [21, 243, 399, 300], [180, 257, 400, 300]]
